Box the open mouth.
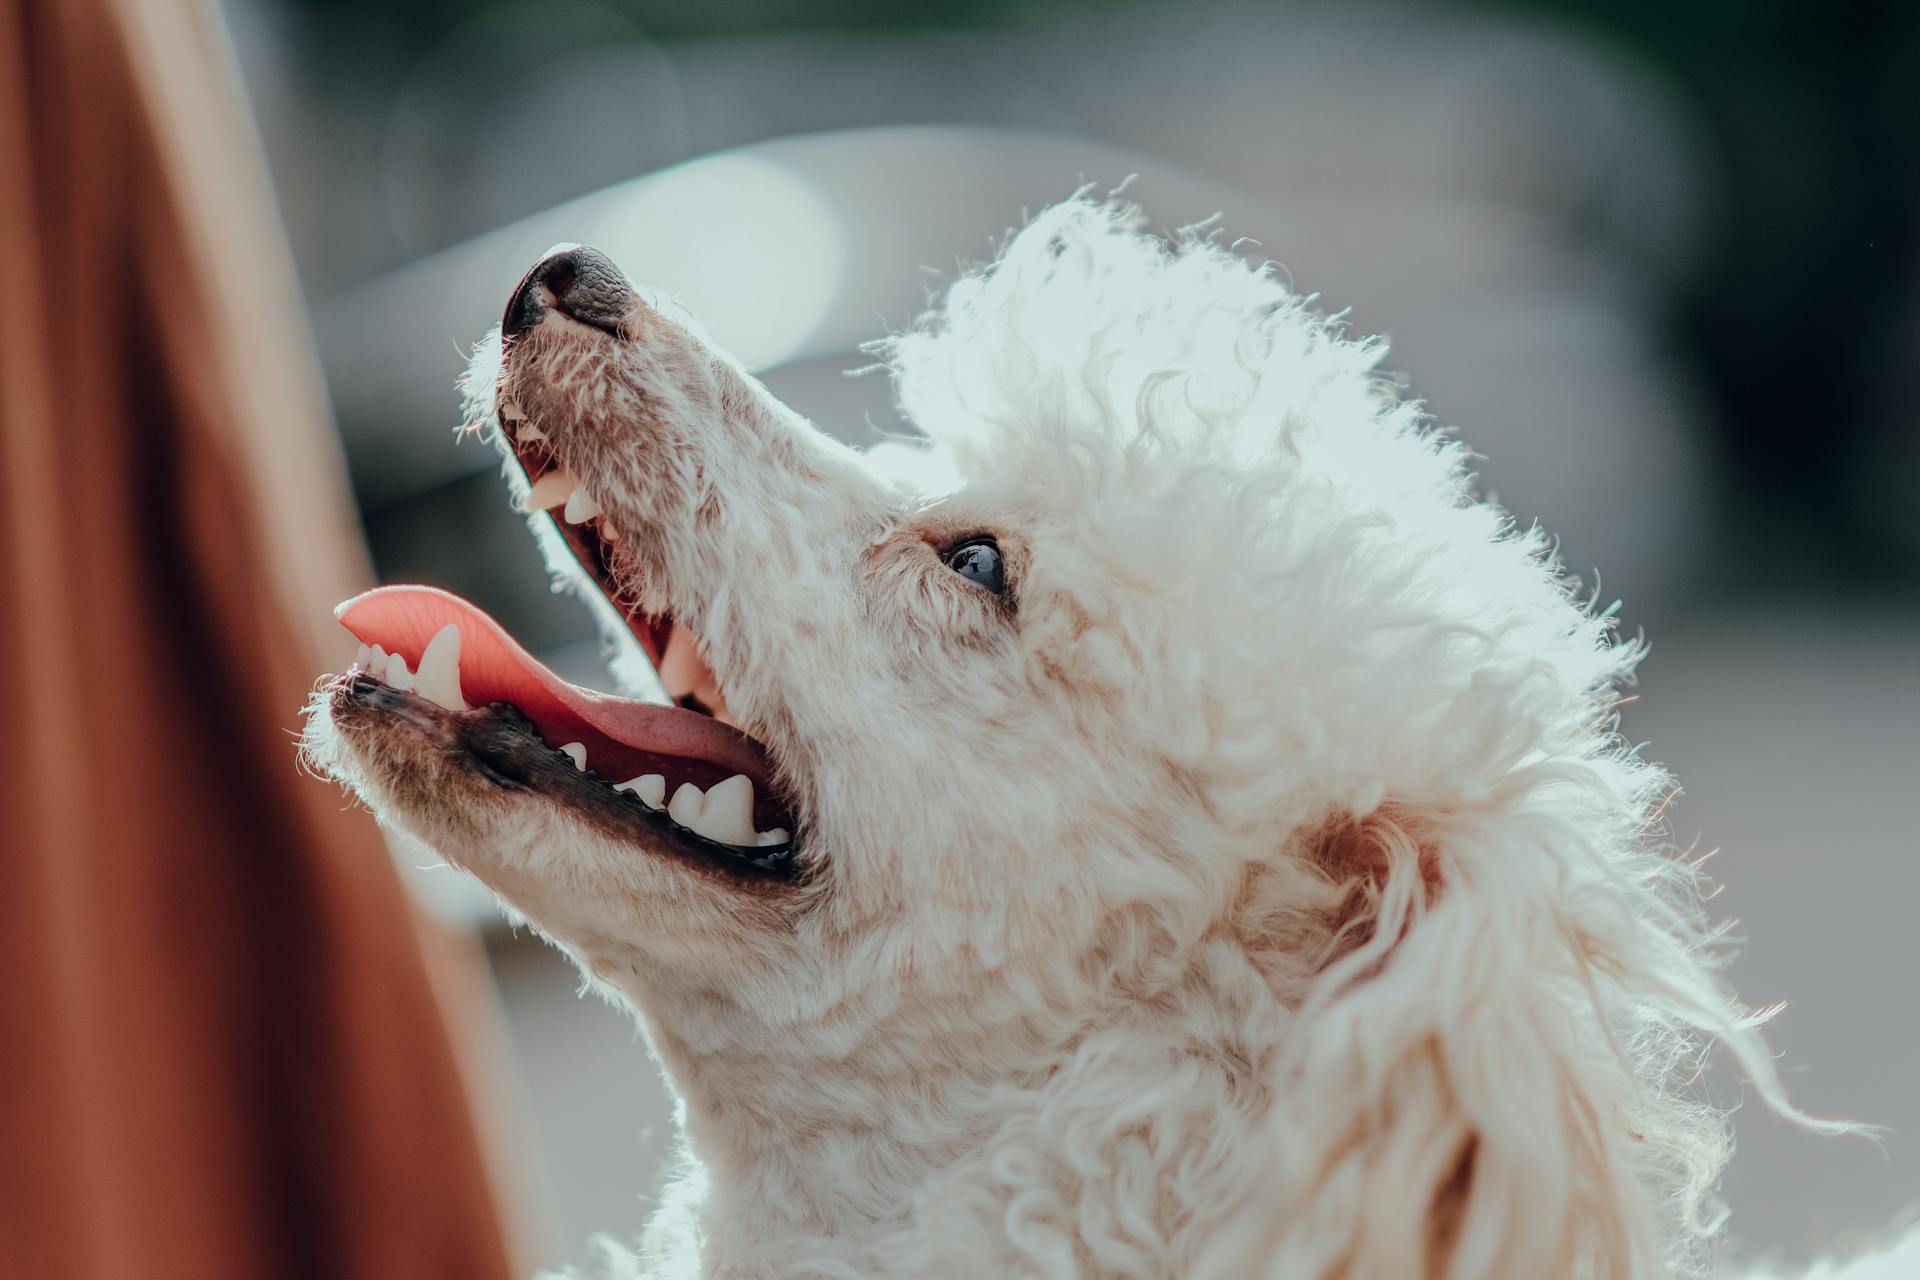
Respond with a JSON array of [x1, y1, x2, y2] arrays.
[[332, 264, 798, 878]]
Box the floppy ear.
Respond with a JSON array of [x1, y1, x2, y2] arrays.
[[1213, 786, 1820, 1280]]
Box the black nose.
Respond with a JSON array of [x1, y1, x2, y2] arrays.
[[502, 244, 634, 339]]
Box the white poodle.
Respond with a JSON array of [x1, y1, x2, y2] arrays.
[[304, 198, 1901, 1279]]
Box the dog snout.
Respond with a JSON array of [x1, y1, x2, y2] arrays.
[[502, 244, 634, 339]]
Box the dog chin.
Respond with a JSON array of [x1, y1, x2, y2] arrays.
[[304, 678, 569, 877], [302, 674, 797, 971]]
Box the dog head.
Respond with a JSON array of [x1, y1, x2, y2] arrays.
[[304, 201, 1807, 1277]]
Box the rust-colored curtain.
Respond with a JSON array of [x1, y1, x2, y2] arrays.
[[0, 1, 516, 1277]]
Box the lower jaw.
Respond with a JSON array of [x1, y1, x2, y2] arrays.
[[334, 584, 795, 846], [334, 675, 801, 884]]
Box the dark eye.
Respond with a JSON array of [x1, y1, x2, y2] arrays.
[[942, 536, 1006, 595]]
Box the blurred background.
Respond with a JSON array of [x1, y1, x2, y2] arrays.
[[12, 0, 1911, 1274]]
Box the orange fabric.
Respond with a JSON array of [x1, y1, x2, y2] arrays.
[[0, 1, 516, 1276]]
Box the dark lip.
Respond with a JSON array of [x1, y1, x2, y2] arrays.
[[334, 674, 801, 887]]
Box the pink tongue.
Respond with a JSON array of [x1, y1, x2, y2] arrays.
[[336, 585, 780, 800]]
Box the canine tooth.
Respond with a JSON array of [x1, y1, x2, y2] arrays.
[[693, 774, 756, 846], [559, 741, 587, 771], [755, 828, 790, 847], [600, 523, 620, 544], [355, 643, 372, 669], [667, 782, 706, 829], [500, 400, 525, 422], [413, 624, 469, 711], [614, 774, 666, 808], [522, 469, 575, 512], [563, 488, 602, 523], [371, 643, 388, 671], [519, 424, 547, 443], [384, 651, 415, 690]]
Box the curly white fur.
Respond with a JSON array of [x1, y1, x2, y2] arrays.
[[304, 197, 1886, 1279], [870, 201, 1834, 1278]]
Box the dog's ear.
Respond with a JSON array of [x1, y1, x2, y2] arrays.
[[1215, 793, 1817, 1280]]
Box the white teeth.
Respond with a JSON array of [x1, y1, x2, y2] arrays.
[[522, 469, 576, 512], [614, 773, 666, 808], [519, 424, 547, 443], [384, 651, 415, 690], [600, 523, 621, 544], [692, 773, 756, 846], [667, 782, 706, 830], [563, 488, 603, 523], [370, 643, 388, 671], [354, 643, 372, 669], [500, 400, 526, 422], [615, 771, 782, 848], [559, 741, 587, 771], [413, 624, 469, 711]]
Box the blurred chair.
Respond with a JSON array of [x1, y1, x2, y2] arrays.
[[0, 0, 515, 1275]]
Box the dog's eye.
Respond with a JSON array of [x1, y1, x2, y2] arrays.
[[942, 536, 1006, 595]]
